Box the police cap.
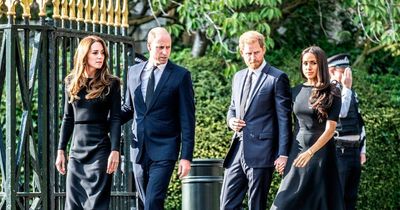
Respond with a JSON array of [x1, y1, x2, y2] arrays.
[[327, 53, 351, 68]]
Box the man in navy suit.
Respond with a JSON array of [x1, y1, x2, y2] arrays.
[[220, 31, 292, 210], [121, 27, 195, 210]]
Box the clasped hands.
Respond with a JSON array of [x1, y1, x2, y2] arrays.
[[293, 149, 314, 168], [274, 156, 288, 175], [276, 149, 314, 173], [230, 118, 289, 175]]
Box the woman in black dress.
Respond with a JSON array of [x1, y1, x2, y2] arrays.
[[55, 35, 121, 210], [271, 46, 344, 210]]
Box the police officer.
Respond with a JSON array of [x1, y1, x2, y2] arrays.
[[328, 53, 366, 210]]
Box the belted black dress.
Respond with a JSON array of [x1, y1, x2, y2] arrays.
[[271, 84, 345, 210], [58, 78, 121, 210]]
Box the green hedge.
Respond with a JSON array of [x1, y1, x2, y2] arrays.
[[165, 50, 400, 210], [353, 72, 400, 209]]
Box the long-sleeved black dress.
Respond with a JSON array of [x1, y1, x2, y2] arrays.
[[58, 78, 121, 210], [271, 84, 345, 210]]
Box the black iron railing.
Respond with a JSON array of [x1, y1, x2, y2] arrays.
[[0, 0, 137, 209]]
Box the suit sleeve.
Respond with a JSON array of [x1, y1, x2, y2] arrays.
[[226, 75, 237, 127], [58, 88, 74, 150], [274, 73, 292, 156], [178, 71, 196, 161], [121, 68, 134, 125]]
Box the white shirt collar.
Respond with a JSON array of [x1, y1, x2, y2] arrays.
[[247, 60, 266, 77], [146, 61, 167, 72]]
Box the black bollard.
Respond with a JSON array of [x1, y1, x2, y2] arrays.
[[181, 159, 223, 210]]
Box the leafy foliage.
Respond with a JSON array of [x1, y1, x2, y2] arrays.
[[352, 70, 400, 209], [142, 0, 399, 73], [347, 0, 400, 55], [172, 0, 281, 52]]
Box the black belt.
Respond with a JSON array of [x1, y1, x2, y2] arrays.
[[334, 139, 360, 148]]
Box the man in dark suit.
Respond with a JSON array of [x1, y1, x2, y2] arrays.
[[220, 31, 292, 210], [121, 27, 195, 210]]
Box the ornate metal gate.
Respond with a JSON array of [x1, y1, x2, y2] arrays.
[[0, 0, 137, 209]]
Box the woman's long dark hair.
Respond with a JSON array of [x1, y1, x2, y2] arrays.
[[300, 46, 340, 121], [65, 35, 119, 103]]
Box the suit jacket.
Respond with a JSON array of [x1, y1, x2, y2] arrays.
[[121, 61, 195, 163], [224, 62, 292, 168]]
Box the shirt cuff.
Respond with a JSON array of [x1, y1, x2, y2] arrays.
[[228, 117, 235, 129], [361, 146, 366, 154], [342, 87, 352, 97]]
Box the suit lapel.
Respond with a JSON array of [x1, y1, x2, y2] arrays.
[[244, 63, 271, 114], [133, 62, 147, 106], [237, 69, 248, 107], [146, 61, 173, 111]]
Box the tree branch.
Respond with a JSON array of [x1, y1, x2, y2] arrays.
[[353, 39, 371, 67], [367, 44, 388, 55], [269, 0, 308, 33], [128, 3, 179, 27], [281, 0, 308, 17]]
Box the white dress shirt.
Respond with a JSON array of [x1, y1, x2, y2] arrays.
[[141, 62, 167, 100], [244, 60, 266, 110]]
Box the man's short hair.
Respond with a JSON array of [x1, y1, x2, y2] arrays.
[[239, 31, 265, 50], [147, 27, 170, 45]]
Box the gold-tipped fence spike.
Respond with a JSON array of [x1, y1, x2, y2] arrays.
[[69, 0, 76, 21], [99, 0, 106, 25], [121, 0, 128, 28], [76, 0, 84, 22], [0, 0, 2, 18], [52, 0, 61, 19], [84, 0, 91, 23], [91, 0, 99, 24], [38, 0, 47, 17], [114, 0, 121, 27], [21, 0, 33, 18], [107, 0, 114, 26], [6, 0, 18, 16], [61, 0, 68, 20]]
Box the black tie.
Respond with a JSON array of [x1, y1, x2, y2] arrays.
[[240, 72, 253, 119], [145, 66, 157, 107]]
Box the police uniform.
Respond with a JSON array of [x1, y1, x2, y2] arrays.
[[328, 53, 366, 210]]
